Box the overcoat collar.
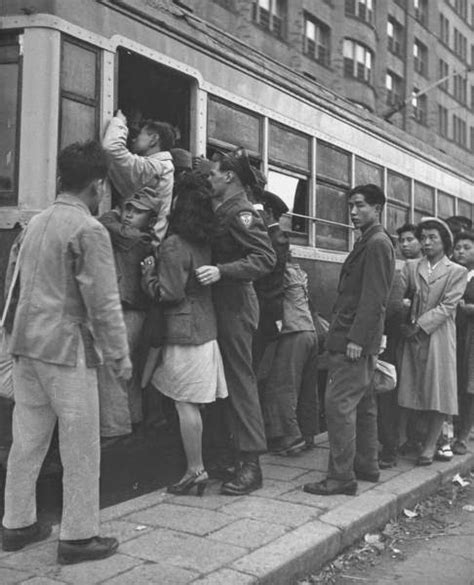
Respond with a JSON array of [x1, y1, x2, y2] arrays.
[[418, 255, 451, 284], [346, 224, 385, 260]]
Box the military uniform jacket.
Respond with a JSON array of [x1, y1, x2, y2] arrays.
[[212, 192, 276, 285], [326, 223, 395, 355]]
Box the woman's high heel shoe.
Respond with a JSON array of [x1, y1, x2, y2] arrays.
[[167, 470, 208, 496]]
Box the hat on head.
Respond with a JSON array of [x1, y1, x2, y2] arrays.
[[125, 185, 160, 213], [170, 148, 192, 171], [420, 216, 454, 246], [216, 147, 258, 188], [260, 190, 289, 218]]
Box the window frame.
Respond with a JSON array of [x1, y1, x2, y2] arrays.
[[343, 39, 373, 85], [0, 31, 23, 208], [252, 0, 287, 40], [413, 39, 428, 77], [59, 35, 101, 150], [387, 17, 403, 57], [303, 13, 330, 67]]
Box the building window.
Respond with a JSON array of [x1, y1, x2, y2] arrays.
[[414, 0, 428, 25], [453, 114, 467, 146], [454, 0, 468, 19], [454, 28, 467, 60], [412, 89, 427, 124], [470, 126, 474, 152], [413, 39, 428, 76], [438, 104, 449, 137], [0, 33, 21, 207], [438, 59, 449, 92], [252, 0, 286, 39], [471, 85, 474, 111], [304, 15, 330, 66], [345, 0, 374, 24], [386, 71, 404, 106], [440, 14, 450, 45], [387, 17, 403, 57], [453, 73, 467, 104], [343, 39, 373, 84]]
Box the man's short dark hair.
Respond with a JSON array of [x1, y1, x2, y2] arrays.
[[142, 120, 176, 151], [348, 184, 386, 207], [396, 223, 418, 238], [454, 230, 474, 247], [58, 141, 108, 192]]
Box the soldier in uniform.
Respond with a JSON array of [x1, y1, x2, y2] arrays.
[[196, 148, 276, 495]]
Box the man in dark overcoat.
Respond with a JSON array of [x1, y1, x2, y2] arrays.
[[304, 184, 395, 495]]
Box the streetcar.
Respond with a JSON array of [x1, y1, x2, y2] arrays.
[[1, 0, 473, 318]]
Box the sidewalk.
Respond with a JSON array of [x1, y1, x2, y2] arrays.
[[1, 434, 473, 585]]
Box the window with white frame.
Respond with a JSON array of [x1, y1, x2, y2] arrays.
[[453, 114, 467, 146], [412, 89, 427, 124], [413, 39, 428, 76], [387, 17, 403, 57], [453, 73, 467, 104], [386, 71, 403, 106], [440, 13, 450, 45], [345, 0, 374, 24], [414, 0, 428, 25], [438, 104, 448, 137], [438, 58, 449, 91], [304, 14, 330, 66], [343, 39, 373, 83], [252, 0, 286, 38], [454, 28, 467, 60]]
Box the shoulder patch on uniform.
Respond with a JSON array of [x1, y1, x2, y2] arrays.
[[238, 211, 254, 228]]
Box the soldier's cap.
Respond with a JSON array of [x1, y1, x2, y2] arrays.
[[125, 185, 160, 213], [260, 190, 289, 217], [420, 216, 454, 246], [170, 148, 192, 171], [213, 147, 258, 189]]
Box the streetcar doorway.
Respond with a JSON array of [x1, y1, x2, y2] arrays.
[[117, 48, 191, 150]]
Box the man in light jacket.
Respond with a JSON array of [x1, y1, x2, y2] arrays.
[[2, 141, 131, 565], [102, 110, 175, 243]]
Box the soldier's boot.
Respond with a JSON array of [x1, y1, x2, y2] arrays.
[[220, 453, 262, 496]]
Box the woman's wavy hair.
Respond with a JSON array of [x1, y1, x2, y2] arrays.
[[416, 220, 453, 256], [168, 173, 215, 245]]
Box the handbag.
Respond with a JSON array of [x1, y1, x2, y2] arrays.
[[0, 255, 21, 400], [373, 359, 397, 394]]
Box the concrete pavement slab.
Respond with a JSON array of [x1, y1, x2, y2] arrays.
[[52, 554, 141, 585], [124, 503, 235, 536], [18, 578, 67, 584], [192, 568, 258, 584], [119, 528, 247, 573], [221, 496, 322, 527], [206, 518, 288, 548], [101, 519, 153, 542], [260, 463, 309, 482], [0, 567, 35, 584], [101, 562, 199, 584], [231, 520, 341, 585]]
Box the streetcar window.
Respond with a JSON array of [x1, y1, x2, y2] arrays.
[[60, 37, 100, 148], [269, 122, 310, 171], [267, 169, 308, 239], [208, 98, 261, 155], [386, 202, 409, 237], [458, 199, 472, 221], [315, 141, 351, 251], [0, 33, 21, 207], [355, 157, 383, 187], [387, 170, 410, 205], [118, 49, 191, 149], [316, 141, 350, 185], [438, 191, 455, 218], [414, 181, 434, 223]]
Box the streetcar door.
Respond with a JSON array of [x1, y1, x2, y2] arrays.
[[116, 48, 191, 150]]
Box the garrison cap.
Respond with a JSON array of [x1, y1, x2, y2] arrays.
[[260, 190, 289, 217], [125, 185, 160, 212]]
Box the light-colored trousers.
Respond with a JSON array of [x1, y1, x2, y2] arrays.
[[3, 339, 100, 540], [97, 310, 145, 437]]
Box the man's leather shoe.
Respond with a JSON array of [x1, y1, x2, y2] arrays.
[[221, 456, 262, 495], [303, 479, 357, 496], [354, 470, 380, 483], [2, 522, 52, 552], [57, 536, 119, 565]]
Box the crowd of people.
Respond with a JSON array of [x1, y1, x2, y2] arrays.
[[0, 111, 473, 565]]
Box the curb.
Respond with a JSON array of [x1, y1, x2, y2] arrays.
[[199, 452, 474, 585]]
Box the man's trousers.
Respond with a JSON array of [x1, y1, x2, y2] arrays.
[[325, 352, 378, 482], [260, 331, 319, 439], [3, 339, 100, 540], [213, 284, 267, 454]]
